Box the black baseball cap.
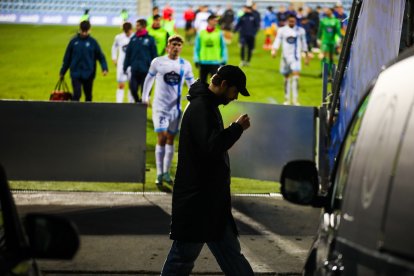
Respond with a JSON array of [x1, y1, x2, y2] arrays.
[[216, 65, 250, 96]]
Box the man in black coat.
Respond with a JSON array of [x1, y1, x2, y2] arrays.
[[161, 65, 254, 276]]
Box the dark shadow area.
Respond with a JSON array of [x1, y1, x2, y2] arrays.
[[232, 197, 320, 236], [235, 219, 261, 235], [17, 205, 171, 235]]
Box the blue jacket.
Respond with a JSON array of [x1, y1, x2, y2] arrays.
[[234, 12, 259, 37], [123, 32, 157, 74], [60, 34, 108, 79]]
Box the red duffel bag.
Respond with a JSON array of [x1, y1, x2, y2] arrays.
[[49, 78, 72, 101]]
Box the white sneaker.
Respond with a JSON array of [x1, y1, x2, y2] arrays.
[[283, 101, 290, 105]]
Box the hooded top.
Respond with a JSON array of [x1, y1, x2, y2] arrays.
[[170, 80, 244, 242]]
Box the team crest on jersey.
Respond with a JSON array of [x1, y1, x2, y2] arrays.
[[286, 36, 297, 44], [143, 38, 149, 45], [164, 71, 181, 86], [327, 27, 333, 33], [86, 42, 90, 47], [205, 38, 214, 48]]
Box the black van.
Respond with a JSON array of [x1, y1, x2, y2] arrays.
[[280, 48, 414, 275]]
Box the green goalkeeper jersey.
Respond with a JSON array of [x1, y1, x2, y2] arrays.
[[318, 16, 341, 44]]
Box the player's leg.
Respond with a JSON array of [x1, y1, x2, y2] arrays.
[[71, 78, 82, 101], [116, 66, 127, 103], [240, 36, 246, 66], [280, 58, 291, 105], [163, 133, 176, 185], [83, 77, 93, 102], [129, 71, 140, 103], [156, 131, 167, 186], [136, 72, 147, 102], [246, 35, 254, 64], [163, 110, 181, 185], [153, 110, 169, 186], [292, 71, 300, 105], [116, 82, 125, 103], [291, 60, 302, 105], [199, 64, 208, 83], [284, 74, 291, 105]]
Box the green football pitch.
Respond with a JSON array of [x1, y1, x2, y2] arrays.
[[0, 24, 324, 193]]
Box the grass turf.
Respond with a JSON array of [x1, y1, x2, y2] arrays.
[[0, 24, 324, 193]]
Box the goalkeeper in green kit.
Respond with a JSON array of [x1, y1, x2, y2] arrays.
[[317, 7, 342, 76]]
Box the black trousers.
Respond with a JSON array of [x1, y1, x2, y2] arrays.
[[129, 71, 148, 102], [199, 64, 220, 84], [71, 77, 94, 102], [240, 35, 255, 62]]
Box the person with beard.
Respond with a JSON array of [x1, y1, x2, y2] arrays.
[[123, 19, 157, 102], [271, 14, 309, 105], [161, 65, 254, 275]]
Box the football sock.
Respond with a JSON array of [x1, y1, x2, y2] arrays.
[[155, 145, 165, 177], [284, 78, 291, 103], [116, 89, 124, 103], [163, 144, 174, 174], [292, 76, 299, 103]]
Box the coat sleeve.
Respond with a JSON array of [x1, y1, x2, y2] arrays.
[[60, 40, 73, 76], [188, 101, 243, 157]]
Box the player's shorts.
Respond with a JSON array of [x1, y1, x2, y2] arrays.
[[321, 43, 336, 54], [280, 56, 301, 75], [152, 107, 181, 134], [117, 65, 130, 83], [264, 24, 277, 37]]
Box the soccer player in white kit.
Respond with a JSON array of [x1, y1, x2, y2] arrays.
[[142, 35, 195, 187], [111, 22, 134, 103], [271, 14, 309, 105]]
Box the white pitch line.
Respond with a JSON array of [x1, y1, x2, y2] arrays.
[[231, 208, 308, 257], [147, 195, 307, 259]]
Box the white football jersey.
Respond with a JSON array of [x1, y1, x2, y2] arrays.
[[272, 25, 308, 61], [143, 56, 195, 111], [111, 32, 132, 67]]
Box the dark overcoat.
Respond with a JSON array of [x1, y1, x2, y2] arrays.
[[170, 80, 244, 242]]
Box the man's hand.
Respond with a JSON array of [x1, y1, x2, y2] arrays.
[[143, 100, 151, 108], [112, 59, 117, 65], [235, 114, 250, 131], [271, 49, 277, 58], [102, 70, 108, 76]]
